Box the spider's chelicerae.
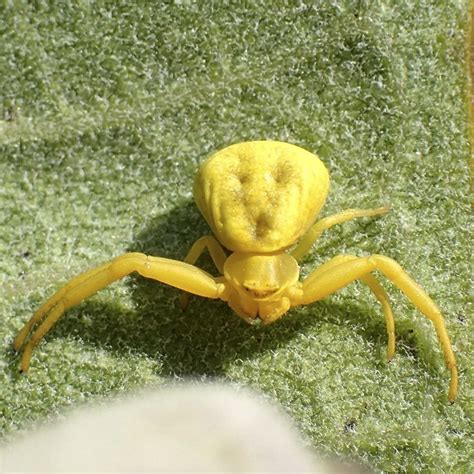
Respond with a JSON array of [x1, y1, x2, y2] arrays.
[[14, 141, 458, 401]]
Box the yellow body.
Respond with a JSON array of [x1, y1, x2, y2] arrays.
[[14, 141, 458, 402], [194, 141, 329, 252]]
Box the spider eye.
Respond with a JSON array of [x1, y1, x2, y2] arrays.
[[224, 252, 299, 301], [242, 284, 279, 299]]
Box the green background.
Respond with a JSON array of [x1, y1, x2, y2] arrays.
[[1, 2, 472, 471]]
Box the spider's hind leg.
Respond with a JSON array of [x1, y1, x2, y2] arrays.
[[291, 207, 389, 262]]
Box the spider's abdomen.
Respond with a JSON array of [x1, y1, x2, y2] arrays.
[[194, 141, 330, 253]]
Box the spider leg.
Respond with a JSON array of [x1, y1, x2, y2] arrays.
[[300, 255, 395, 359], [297, 254, 458, 402], [291, 206, 389, 262], [14, 252, 225, 372], [179, 235, 227, 310], [14, 260, 114, 353]]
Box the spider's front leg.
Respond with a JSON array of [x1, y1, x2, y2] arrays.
[[295, 254, 395, 359], [296, 254, 458, 402], [179, 235, 227, 310], [14, 253, 225, 372]]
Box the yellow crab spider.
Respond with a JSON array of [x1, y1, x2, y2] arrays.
[[14, 141, 458, 402]]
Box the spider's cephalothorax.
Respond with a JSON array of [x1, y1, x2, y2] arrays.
[[14, 141, 458, 402], [220, 252, 302, 324]]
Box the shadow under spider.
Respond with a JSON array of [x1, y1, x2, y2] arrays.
[[20, 198, 442, 382]]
